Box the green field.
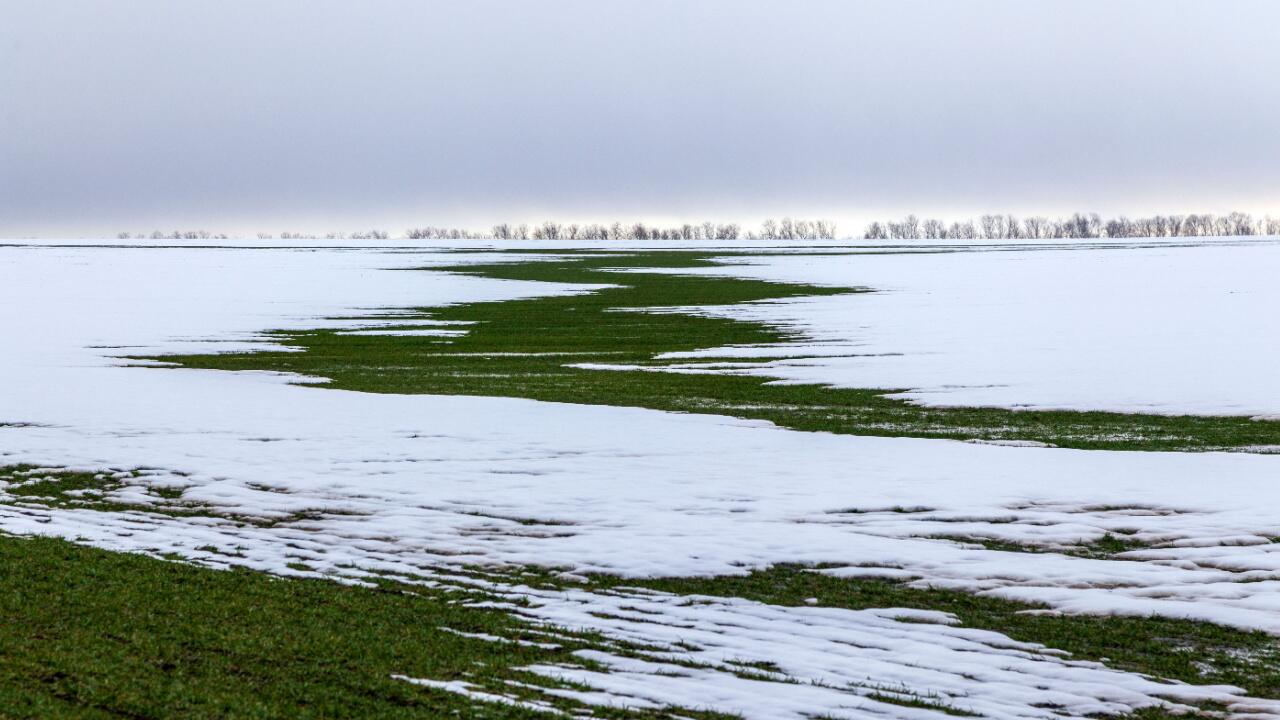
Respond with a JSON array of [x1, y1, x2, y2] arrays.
[[0, 534, 753, 719]]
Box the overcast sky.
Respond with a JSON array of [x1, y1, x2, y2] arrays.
[[2, 0, 1278, 236]]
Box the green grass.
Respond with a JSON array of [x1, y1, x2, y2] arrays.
[[0, 534, 735, 720], [158, 250, 1280, 452]]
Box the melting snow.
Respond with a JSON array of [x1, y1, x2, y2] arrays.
[[3, 239, 1280, 717]]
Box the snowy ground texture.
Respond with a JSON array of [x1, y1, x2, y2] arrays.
[[2, 238, 1280, 718], [638, 238, 1280, 417]]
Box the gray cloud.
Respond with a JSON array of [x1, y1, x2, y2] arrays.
[[2, 0, 1278, 235]]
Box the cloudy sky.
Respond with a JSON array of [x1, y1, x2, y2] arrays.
[[2, 0, 1278, 236]]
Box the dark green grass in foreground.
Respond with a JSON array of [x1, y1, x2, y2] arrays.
[[2, 532, 1278, 718], [162, 251, 1280, 452], [0, 534, 732, 720]]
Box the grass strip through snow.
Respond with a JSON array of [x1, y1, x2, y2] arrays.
[[159, 250, 1280, 452]]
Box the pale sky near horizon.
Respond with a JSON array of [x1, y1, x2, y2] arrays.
[[2, 0, 1278, 237]]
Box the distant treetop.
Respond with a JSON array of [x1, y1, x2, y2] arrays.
[[113, 212, 1278, 242], [863, 212, 1277, 240]]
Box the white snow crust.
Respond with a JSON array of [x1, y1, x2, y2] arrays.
[[641, 238, 1280, 416]]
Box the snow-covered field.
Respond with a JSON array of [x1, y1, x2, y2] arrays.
[[3, 239, 1279, 718], [644, 238, 1280, 417]]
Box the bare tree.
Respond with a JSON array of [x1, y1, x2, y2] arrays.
[[948, 220, 977, 239], [1224, 211, 1256, 236], [978, 214, 1008, 239], [898, 214, 921, 240], [1104, 216, 1131, 238], [1022, 217, 1047, 239], [1004, 215, 1021, 239]]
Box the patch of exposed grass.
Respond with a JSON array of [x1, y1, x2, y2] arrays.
[[930, 532, 1155, 559], [0, 466, 370, 529], [0, 534, 735, 720], [156, 251, 1280, 452], [864, 688, 981, 717], [1075, 532, 1153, 558]]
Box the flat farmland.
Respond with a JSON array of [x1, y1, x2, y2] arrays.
[[3, 238, 1280, 719]]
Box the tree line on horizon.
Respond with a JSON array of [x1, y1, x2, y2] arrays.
[[116, 230, 232, 240], [115, 230, 391, 240], [115, 212, 1280, 242], [863, 212, 1280, 240], [410, 218, 837, 241], [117, 219, 837, 241]]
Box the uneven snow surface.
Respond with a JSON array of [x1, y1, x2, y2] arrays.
[[3, 240, 1280, 718]]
